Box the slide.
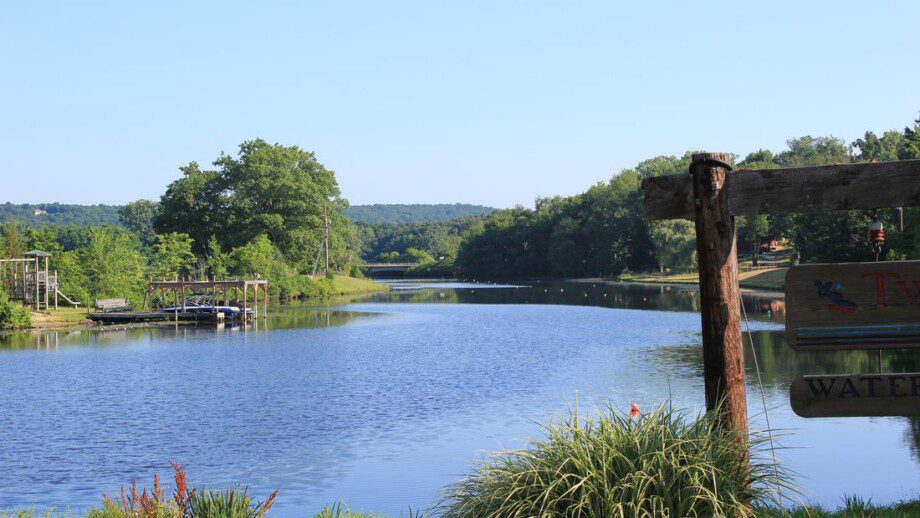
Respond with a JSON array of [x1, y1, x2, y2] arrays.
[[55, 289, 81, 307]]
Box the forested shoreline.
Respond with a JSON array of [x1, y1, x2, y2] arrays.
[[454, 115, 920, 278], [2, 115, 920, 320], [0, 140, 370, 318]]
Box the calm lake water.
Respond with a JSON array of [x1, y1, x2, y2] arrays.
[[0, 279, 917, 514]]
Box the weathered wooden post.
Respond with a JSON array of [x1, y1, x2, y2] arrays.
[[690, 152, 747, 435]]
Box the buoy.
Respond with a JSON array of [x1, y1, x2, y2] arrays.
[[630, 403, 640, 418]]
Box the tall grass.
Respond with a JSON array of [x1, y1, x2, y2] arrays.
[[85, 462, 277, 518], [441, 403, 793, 517]]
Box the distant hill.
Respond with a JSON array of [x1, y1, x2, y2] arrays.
[[0, 203, 122, 227], [344, 203, 496, 224], [0, 202, 497, 228]]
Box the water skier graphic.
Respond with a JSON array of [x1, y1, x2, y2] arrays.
[[814, 280, 857, 313]]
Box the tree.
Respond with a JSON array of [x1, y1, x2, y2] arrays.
[[1, 222, 23, 258], [216, 140, 343, 258], [204, 236, 229, 279], [737, 214, 770, 260], [649, 220, 696, 273], [899, 114, 920, 160], [151, 233, 196, 280], [119, 199, 159, 244], [153, 140, 360, 269], [78, 227, 146, 302], [153, 162, 224, 256], [404, 248, 436, 264]]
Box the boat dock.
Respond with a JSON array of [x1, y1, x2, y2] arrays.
[[87, 279, 268, 326]]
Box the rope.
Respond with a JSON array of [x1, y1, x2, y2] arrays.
[[740, 297, 782, 499]]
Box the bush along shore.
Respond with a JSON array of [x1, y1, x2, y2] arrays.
[[4, 404, 917, 517]]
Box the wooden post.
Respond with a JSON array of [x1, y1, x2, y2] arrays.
[[54, 269, 58, 310], [690, 152, 748, 436], [33, 257, 39, 309], [253, 282, 258, 319], [242, 285, 248, 328], [263, 284, 267, 319], [43, 257, 49, 310]]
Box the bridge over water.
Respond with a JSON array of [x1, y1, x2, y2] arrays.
[[358, 262, 418, 278]]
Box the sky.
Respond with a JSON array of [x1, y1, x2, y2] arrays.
[[1, 1, 918, 208]]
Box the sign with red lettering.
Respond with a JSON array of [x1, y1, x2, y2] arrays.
[[785, 261, 920, 350], [790, 373, 920, 417]]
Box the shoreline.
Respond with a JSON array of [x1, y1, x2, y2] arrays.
[[12, 275, 388, 333]]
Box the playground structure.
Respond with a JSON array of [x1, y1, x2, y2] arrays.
[[0, 250, 79, 310]]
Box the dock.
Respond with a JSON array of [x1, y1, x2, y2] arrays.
[[87, 279, 268, 326]]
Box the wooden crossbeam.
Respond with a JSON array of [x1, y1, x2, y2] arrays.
[[149, 280, 268, 290], [642, 159, 920, 220]]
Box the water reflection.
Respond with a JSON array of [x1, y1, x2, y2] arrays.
[[374, 278, 785, 322], [0, 309, 376, 351]]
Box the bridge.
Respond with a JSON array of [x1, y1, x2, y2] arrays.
[[359, 262, 418, 277]]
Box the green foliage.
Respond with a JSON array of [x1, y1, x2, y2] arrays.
[[2, 222, 24, 257], [405, 260, 456, 278], [204, 236, 229, 279], [153, 140, 359, 269], [0, 203, 121, 228], [442, 404, 790, 518], [150, 233, 196, 280], [227, 235, 335, 300], [456, 158, 671, 278], [118, 200, 158, 244], [185, 486, 278, 518], [648, 219, 696, 273], [358, 217, 480, 262], [404, 248, 435, 264], [0, 290, 31, 330], [345, 203, 495, 224], [78, 227, 146, 304], [153, 161, 223, 256], [53, 251, 90, 304]]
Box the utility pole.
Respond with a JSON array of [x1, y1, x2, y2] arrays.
[[324, 203, 330, 275]]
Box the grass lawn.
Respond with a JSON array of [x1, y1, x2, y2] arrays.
[[28, 306, 91, 329], [621, 267, 788, 291], [331, 275, 389, 296]]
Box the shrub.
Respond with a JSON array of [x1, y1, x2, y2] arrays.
[[0, 290, 30, 330], [185, 486, 278, 518], [88, 462, 277, 518], [441, 404, 791, 518]]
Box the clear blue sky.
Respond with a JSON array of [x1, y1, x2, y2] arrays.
[[2, 1, 917, 208]]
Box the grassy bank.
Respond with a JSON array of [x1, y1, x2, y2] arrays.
[[621, 267, 788, 291], [329, 275, 389, 296]]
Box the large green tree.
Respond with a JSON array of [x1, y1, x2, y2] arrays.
[[154, 140, 359, 269], [118, 199, 159, 244]]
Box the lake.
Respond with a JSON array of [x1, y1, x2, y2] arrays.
[[0, 279, 917, 515]]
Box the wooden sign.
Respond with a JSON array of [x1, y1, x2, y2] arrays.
[[642, 159, 920, 220], [790, 373, 920, 417], [785, 260, 920, 351]]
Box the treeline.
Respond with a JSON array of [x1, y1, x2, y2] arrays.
[[455, 115, 920, 278], [0, 203, 121, 227], [345, 203, 495, 224], [357, 217, 483, 261], [0, 139, 364, 306]]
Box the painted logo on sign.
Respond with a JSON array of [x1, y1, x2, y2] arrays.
[[813, 280, 857, 313]]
